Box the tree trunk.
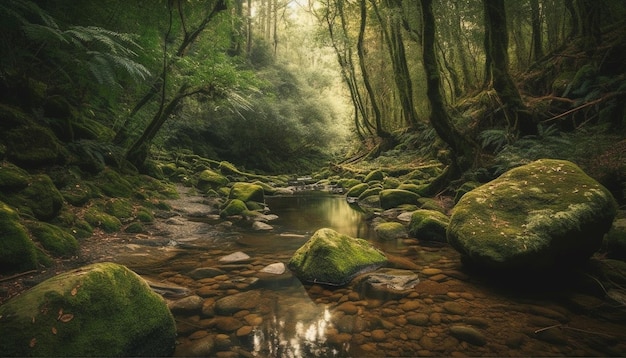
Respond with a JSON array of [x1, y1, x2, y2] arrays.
[[530, 0, 544, 62], [420, 0, 475, 190], [373, 0, 419, 129], [483, 0, 536, 135], [357, 0, 389, 139]]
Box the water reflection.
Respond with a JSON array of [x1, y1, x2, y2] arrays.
[[266, 193, 374, 240]]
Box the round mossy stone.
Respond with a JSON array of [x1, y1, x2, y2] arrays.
[[346, 183, 369, 198], [408, 209, 450, 242], [448, 159, 618, 272], [83, 207, 122, 233], [228, 182, 264, 203], [197, 169, 229, 191], [0, 262, 176, 356], [25, 221, 78, 257], [364, 169, 385, 183], [379, 189, 420, 210], [374, 222, 407, 241], [0, 201, 38, 272], [220, 199, 248, 217], [288, 228, 387, 286]]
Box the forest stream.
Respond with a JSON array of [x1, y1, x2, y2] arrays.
[[71, 185, 626, 357]]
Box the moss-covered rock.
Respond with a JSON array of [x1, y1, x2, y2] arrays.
[[197, 169, 229, 192], [0, 162, 30, 190], [104, 198, 134, 222], [364, 169, 385, 183], [124, 222, 145, 233], [228, 182, 264, 203], [4, 124, 61, 167], [358, 187, 382, 201], [25, 221, 79, 257], [220, 199, 248, 217], [397, 183, 426, 196], [136, 208, 154, 223], [374, 222, 407, 241], [408, 209, 450, 242], [94, 168, 133, 198], [288, 228, 387, 286], [61, 182, 93, 207], [346, 183, 369, 198], [448, 159, 618, 272], [0, 262, 176, 356], [1, 174, 64, 221], [84, 207, 122, 233], [0, 201, 38, 272], [379, 189, 420, 210], [454, 181, 480, 204], [382, 177, 401, 189], [337, 178, 362, 190]]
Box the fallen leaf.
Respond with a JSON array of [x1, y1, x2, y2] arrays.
[[57, 308, 63, 320], [71, 287, 78, 296], [29, 338, 36, 348], [59, 313, 74, 323], [52, 327, 57, 335]]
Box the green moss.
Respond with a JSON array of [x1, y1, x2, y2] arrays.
[[61, 182, 93, 207], [0, 162, 30, 189], [228, 182, 264, 203], [252, 180, 277, 195], [197, 169, 229, 192], [337, 178, 362, 189], [288, 228, 387, 286], [5, 125, 61, 167], [129, 175, 179, 200], [418, 198, 446, 213], [448, 159, 618, 270], [454, 181, 480, 204], [379, 189, 420, 210], [104, 198, 134, 222], [364, 169, 385, 183], [346, 183, 369, 198], [84, 207, 122, 233], [374, 222, 407, 241], [397, 183, 426, 195], [0, 262, 176, 356], [0, 202, 39, 272], [1, 174, 64, 221], [25, 221, 78, 257], [94, 168, 133, 198], [408, 209, 450, 242], [124, 222, 145, 233], [136, 208, 154, 223], [382, 177, 401, 189], [358, 187, 382, 200], [220, 199, 248, 217]]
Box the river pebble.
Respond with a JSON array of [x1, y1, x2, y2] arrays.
[[214, 290, 261, 315], [449, 325, 487, 346]]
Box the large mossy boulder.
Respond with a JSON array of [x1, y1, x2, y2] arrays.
[[228, 182, 264, 203], [197, 169, 229, 192], [0, 201, 39, 272], [408, 209, 450, 242], [288, 228, 387, 286], [25, 221, 78, 257], [0, 262, 176, 357], [0, 174, 64, 221], [448, 159, 618, 272], [379, 189, 420, 210], [4, 124, 62, 167]]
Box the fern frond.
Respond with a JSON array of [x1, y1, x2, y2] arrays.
[[479, 129, 513, 152], [22, 23, 67, 44]]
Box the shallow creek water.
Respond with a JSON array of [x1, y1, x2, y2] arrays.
[[106, 190, 626, 357]]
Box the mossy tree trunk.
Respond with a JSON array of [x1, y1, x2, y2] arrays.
[[482, 0, 536, 135], [420, 0, 475, 193], [357, 0, 390, 140]]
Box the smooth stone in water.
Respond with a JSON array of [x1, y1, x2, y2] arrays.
[[260, 262, 286, 274], [219, 251, 251, 263], [252, 221, 273, 231], [168, 295, 204, 314], [214, 290, 261, 315], [188, 267, 226, 279], [449, 325, 487, 346]]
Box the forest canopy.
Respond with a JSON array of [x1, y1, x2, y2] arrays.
[[1, 0, 625, 181]]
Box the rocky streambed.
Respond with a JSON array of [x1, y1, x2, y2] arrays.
[[75, 185, 626, 357]]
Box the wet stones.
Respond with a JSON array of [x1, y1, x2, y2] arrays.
[[214, 290, 261, 315], [449, 326, 487, 346]]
